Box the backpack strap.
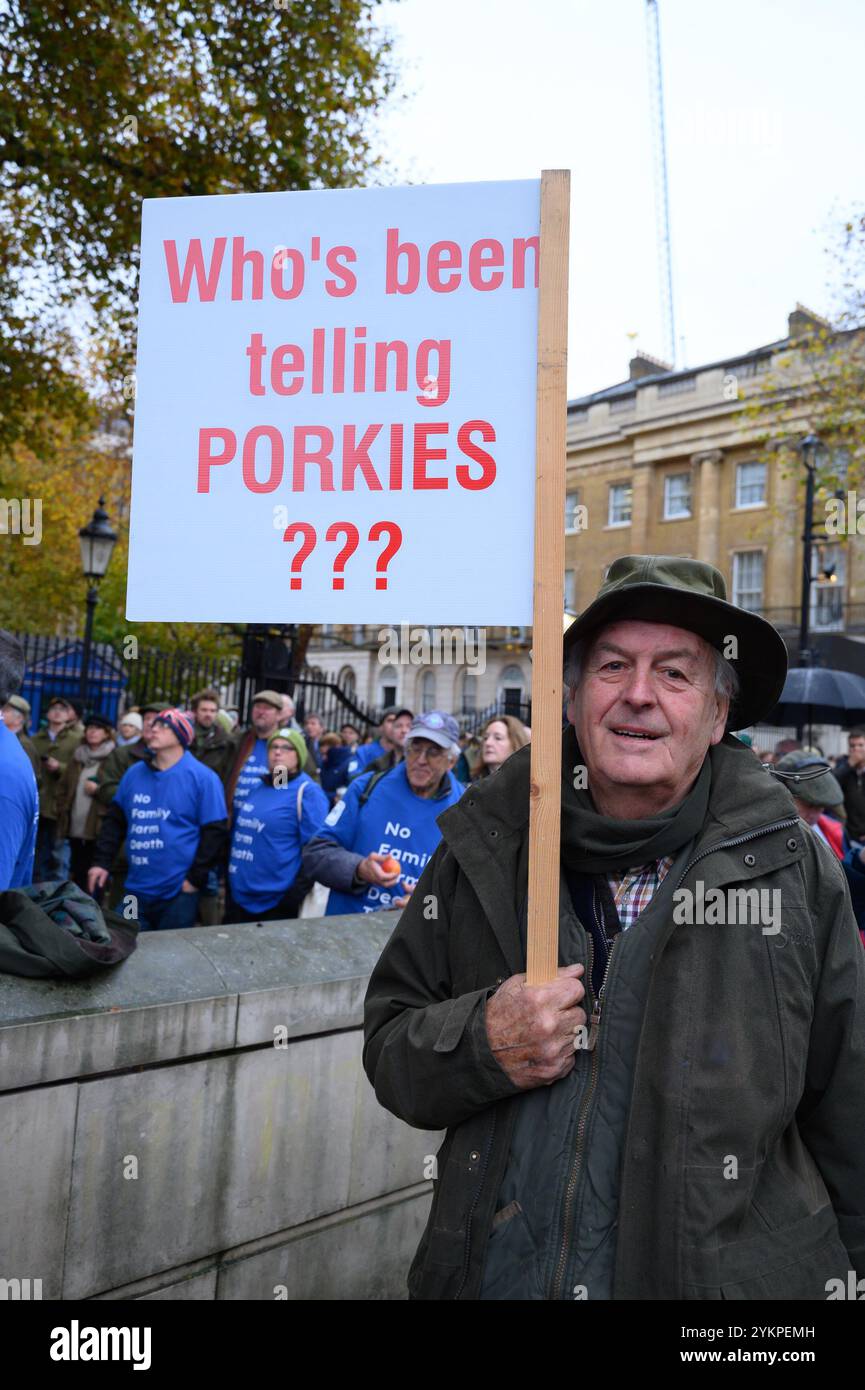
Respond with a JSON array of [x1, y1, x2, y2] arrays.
[[358, 768, 390, 807]]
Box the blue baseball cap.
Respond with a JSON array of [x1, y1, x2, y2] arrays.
[[406, 711, 460, 751]]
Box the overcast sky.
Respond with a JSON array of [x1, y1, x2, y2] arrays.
[[373, 0, 865, 398]]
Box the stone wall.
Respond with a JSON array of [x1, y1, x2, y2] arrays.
[[0, 914, 439, 1300]]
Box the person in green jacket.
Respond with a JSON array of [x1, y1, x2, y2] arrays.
[[189, 687, 235, 784], [364, 555, 865, 1301], [31, 695, 82, 881], [2, 694, 41, 788]]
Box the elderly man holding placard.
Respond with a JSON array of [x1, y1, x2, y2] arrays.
[[364, 556, 865, 1300]]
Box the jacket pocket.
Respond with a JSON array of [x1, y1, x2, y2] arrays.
[[717, 1206, 850, 1300]]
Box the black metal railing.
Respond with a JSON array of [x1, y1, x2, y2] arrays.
[[459, 697, 533, 735], [760, 602, 865, 632], [291, 675, 385, 734], [293, 682, 534, 738], [126, 647, 243, 715], [12, 631, 244, 727]]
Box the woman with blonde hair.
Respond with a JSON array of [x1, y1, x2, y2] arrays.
[[473, 714, 530, 780]]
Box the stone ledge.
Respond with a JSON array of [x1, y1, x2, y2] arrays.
[[0, 912, 398, 1091]]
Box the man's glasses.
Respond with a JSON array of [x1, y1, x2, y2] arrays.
[[405, 741, 448, 762]]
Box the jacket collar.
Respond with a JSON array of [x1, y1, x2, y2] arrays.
[[438, 734, 802, 975]]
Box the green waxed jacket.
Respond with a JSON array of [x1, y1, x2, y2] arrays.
[[363, 734, 865, 1300], [30, 726, 82, 819]]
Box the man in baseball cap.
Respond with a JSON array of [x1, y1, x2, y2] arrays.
[[365, 553, 865, 1302], [346, 704, 415, 783], [304, 709, 462, 917], [90, 707, 228, 932]]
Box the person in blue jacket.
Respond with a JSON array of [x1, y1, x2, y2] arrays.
[[0, 630, 38, 890], [225, 728, 329, 923], [302, 711, 464, 916], [88, 709, 228, 931], [344, 705, 413, 782]]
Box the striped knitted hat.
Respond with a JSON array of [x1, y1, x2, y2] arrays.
[[153, 708, 195, 749]]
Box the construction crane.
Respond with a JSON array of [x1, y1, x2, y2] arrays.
[[645, 0, 676, 368]]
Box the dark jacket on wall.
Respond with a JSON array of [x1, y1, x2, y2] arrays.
[[363, 735, 865, 1300], [0, 882, 138, 978]]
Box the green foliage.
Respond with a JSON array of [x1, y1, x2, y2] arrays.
[[0, 0, 397, 443], [741, 209, 865, 546]]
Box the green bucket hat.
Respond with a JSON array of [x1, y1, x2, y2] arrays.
[[772, 753, 844, 808], [563, 554, 788, 731], [267, 727, 307, 767]]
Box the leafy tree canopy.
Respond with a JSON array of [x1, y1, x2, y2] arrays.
[[0, 0, 397, 445]]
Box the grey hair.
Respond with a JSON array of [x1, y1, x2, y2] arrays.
[[564, 637, 740, 708]]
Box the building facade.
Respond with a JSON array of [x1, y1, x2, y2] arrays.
[[303, 306, 865, 732], [302, 624, 531, 730], [565, 307, 865, 669]]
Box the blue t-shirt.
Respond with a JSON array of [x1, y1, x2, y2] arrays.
[[233, 737, 270, 810], [0, 722, 38, 890], [115, 751, 228, 899], [228, 772, 329, 913], [345, 740, 384, 781], [319, 762, 464, 915]]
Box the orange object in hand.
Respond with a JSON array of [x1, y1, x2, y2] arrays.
[[380, 856, 401, 876]]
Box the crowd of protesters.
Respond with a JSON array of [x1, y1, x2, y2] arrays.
[[0, 627, 536, 931], [4, 616, 865, 949]]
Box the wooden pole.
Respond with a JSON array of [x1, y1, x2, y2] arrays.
[[526, 169, 570, 986]]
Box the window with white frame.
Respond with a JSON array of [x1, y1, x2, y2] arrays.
[[564, 569, 577, 612], [421, 669, 436, 712], [812, 542, 845, 630], [732, 551, 764, 612], [565, 490, 582, 532], [608, 483, 632, 526], [379, 666, 398, 708], [460, 669, 477, 714], [735, 461, 767, 509], [663, 472, 691, 519]]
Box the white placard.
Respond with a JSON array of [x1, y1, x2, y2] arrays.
[[127, 180, 540, 623]]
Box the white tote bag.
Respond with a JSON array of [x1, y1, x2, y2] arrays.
[[296, 780, 330, 918]]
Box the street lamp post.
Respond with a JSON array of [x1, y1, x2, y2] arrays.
[[78, 498, 118, 705], [798, 434, 824, 667]]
